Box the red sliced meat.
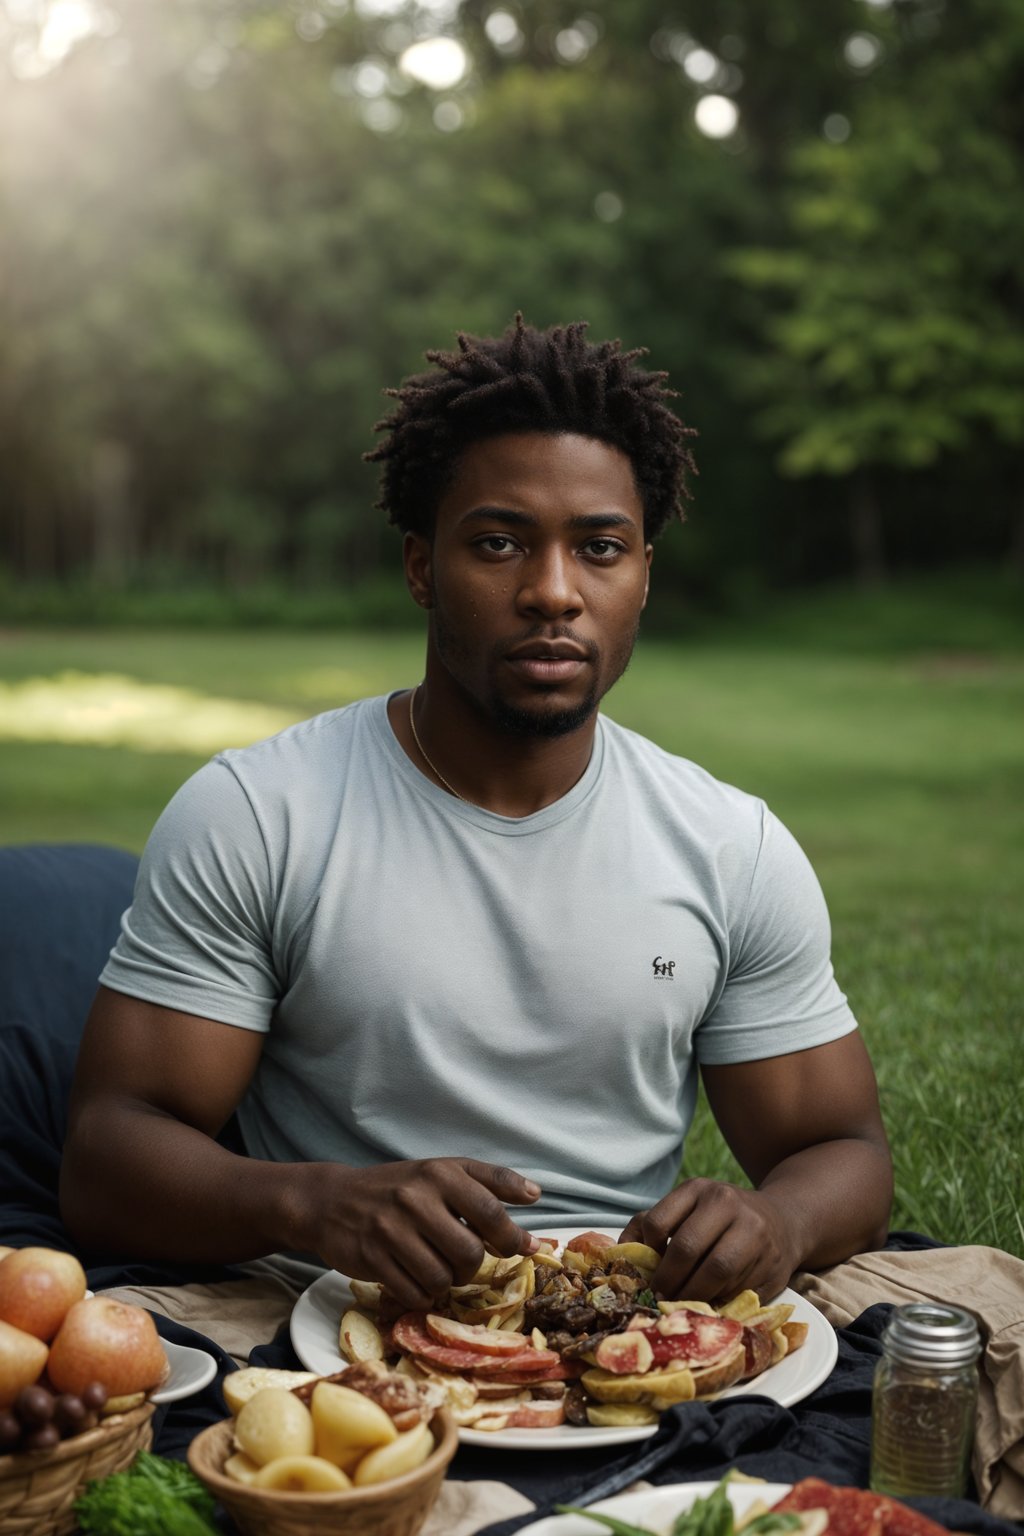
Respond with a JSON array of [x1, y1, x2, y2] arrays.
[[473, 1357, 583, 1385], [392, 1312, 560, 1374]]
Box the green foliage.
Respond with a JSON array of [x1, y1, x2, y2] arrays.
[[74, 1450, 219, 1536], [728, 1, 1024, 500], [0, 0, 1021, 595]]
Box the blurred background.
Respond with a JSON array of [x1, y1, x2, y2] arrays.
[[0, 0, 1021, 1253]]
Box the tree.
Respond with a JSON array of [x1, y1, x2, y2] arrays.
[[728, 0, 1024, 579]]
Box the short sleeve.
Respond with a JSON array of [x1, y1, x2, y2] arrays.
[[695, 806, 857, 1064], [99, 760, 279, 1031]]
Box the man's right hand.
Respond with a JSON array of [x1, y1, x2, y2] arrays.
[[298, 1158, 542, 1309]]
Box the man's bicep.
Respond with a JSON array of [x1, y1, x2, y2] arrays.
[[69, 984, 264, 1140], [700, 1032, 889, 1188]]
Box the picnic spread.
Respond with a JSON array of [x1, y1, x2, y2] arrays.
[[2, 845, 1023, 1535]]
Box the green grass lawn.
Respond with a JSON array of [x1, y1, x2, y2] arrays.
[[1, 579, 1022, 1257]]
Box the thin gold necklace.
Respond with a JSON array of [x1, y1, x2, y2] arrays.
[[408, 685, 467, 802]]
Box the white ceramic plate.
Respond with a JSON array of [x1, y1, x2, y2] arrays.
[[150, 1338, 218, 1405], [289, 1228, 837, 1451], [518, 1480, 793, 1535]]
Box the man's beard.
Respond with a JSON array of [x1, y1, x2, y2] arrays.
[[431, 609, 640, 739]]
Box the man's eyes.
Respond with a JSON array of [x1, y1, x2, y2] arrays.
[[472, 535, 626, 559], [582, 538, 626, 560], [475, 535, 519, 554]]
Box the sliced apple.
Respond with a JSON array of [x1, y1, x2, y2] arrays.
[[339, 1309, 384, 1364], [425, 1314, 529, 1355]]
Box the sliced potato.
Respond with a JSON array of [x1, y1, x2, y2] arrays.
[[688, 1340, 747, 1396], [223, 1452, 262, 1486], [353, 1421, 433, 1485], [349, 1279, 383, 1312], [657, 1299, 715, 1317], [718, 1289, 761, 1321], [599, 1242, 661, 1273], [339, 1308, 384, 1364], [498, 1306, 525, 1332], [469, 1252, 499, 1284], [311, 1381, 397, 1463], [585, 1402, 659, 1427], [491, 1255, 526, 1283], [235, 1389, 316, 1467], [223, 1367, 319, 1417], [746, 1303, 794, 1333], [769, 1328, 789, 1367], [253, 1455, 352, 1492], [782, 1320, 809, 1353], [581, 1365, 695, 1405]]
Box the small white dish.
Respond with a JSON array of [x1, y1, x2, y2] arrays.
[[151, 1338, 218, 1405]]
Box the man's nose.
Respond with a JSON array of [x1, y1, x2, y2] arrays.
[[516, 548, 583, 618]]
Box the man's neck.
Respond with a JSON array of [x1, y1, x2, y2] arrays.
[[387, 679, 598, 818]]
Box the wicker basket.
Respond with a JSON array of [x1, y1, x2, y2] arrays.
[[0, 1400, 155, 1536], [188, 1407, 458, 1536]]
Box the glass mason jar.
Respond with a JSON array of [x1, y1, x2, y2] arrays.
[[870, 1302, 981, 1500]]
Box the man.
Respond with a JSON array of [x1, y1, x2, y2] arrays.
[[60, 317, 893, 1308]]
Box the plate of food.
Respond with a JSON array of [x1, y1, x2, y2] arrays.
[[289, 1228, 838, 1450], [520, 1477, 793, 1535], [518, 1475, 959, 1536]]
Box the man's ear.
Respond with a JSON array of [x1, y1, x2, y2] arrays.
[[641, 544, 653, 611], [404, 531, 434, 609]]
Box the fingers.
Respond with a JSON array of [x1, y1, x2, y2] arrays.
[[333, 1158, 542, 1303], [623, 1181, 791, 1304], [452, 1160, 542, 1257]]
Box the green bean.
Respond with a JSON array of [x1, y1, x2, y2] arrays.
[[553, 1505, 660, 1536], [743, 1517, 803, 1534]]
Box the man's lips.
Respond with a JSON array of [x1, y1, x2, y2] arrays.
[[503, 641, 591, 685]]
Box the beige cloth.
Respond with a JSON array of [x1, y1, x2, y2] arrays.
[[104, 1243, 1024, 1531], [794, 1245, 1024, 1521]]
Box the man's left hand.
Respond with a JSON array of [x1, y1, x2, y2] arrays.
[[619, 1178, 798, 1304]]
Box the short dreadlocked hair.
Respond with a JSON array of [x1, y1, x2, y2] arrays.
[[365, 315, 697, 540]]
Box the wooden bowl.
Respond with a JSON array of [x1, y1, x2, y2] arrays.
[[0, 1401, 155, 1536], [187, 1407, 458, 1536]]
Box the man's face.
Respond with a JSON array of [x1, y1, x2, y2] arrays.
[[405, 432, 652, 737]]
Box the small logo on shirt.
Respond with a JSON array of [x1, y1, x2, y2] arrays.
[[652, 956, 676, 979]]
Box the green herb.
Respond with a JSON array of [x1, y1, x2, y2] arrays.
[[671, 1477, 735, 1536], [743, 1516, 803, 1533], [635, 1289, 657, 1310], [74, 1449, 220, 1536], [553, 1505, 660, 1536]]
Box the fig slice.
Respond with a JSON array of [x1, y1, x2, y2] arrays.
[[593, 1330, 654, 1376]]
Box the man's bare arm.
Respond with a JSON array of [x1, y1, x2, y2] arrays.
[[60, 985, 540, 1306], [620, 1032, 892, 1301]]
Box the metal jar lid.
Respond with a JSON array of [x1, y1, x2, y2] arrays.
[[882, 1303, 981, 1367]]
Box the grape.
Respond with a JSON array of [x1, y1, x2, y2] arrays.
[[0, 1410, 21, 1453], [22, 1423, 60, 1453], [81, 1382, 108, 1412], [12, 1384, 54, 1429], [53, 1394, 87, 1436]]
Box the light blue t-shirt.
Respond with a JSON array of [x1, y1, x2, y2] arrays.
[[101, 694, 857, 1229]]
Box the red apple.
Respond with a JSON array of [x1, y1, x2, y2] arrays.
[[0, 1318, 49, 1411], [0, 1247, 87, 1342], [47, 1297, 167, 1398]]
